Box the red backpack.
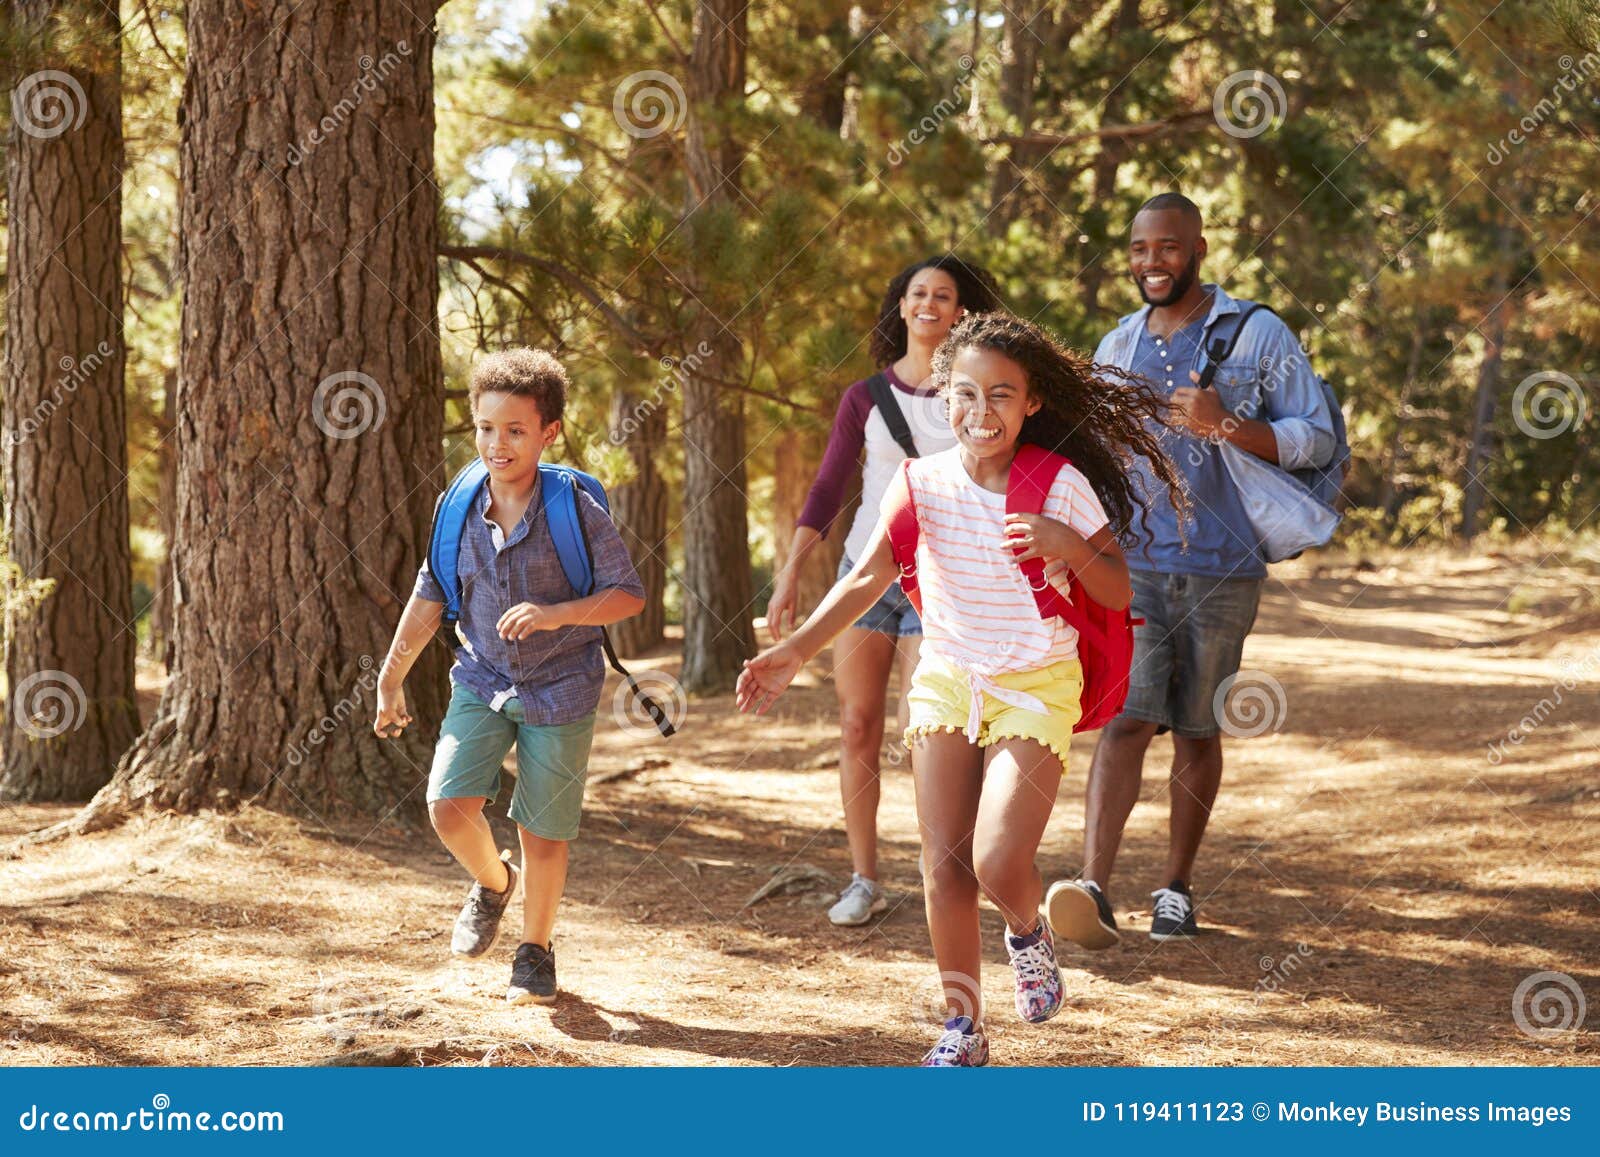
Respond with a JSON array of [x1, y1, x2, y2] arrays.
[[882, 443, 1142, 733]]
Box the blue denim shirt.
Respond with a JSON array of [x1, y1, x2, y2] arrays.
[[414, 477, 645, 725], [1094, 284, 1336, 578]]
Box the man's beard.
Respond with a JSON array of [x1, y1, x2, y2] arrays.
[[1135, 252, 1200, 306]]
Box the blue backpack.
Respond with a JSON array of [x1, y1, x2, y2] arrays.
[[1192, 303, 1350, 510], [427, 459, 676, 737]]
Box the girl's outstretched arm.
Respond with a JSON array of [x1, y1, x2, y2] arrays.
[[737, 522, 900, 715]]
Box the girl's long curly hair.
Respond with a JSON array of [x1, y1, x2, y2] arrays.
[[869, 255, 1002, 367], [931, 312, 1191, 543]]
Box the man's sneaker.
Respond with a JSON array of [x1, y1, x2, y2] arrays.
[[828, 873, 887, 926], [1006, 920, 1064, 1023], [1045, 878, 1120, 950], [920, 1016, 989, 1067], [506, 941, 558, 1005], [1149, 880, 1199, 940], [450, 850, 518, 958]]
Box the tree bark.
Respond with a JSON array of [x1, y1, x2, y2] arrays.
[[73, 1, 448, 827], [772, 423, 846, 619], [986, 0, 1038, 234], [606, 385, 667, 656], [1077, 0, 1143, 317], [2, 1, 139, 801], [1459, 219, 1516, 540], [679, 0, 756, 693]]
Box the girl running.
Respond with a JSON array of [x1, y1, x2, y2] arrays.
[[767, 256, 1000, 927], [738, 313, 1185, 1065]]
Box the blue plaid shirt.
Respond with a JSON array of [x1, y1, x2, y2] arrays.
[[413, 477, 645, 725]]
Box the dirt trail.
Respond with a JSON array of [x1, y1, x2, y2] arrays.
[[2, 549, 1596, 1066]]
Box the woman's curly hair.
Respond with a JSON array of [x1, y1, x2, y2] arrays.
[[869, 255, 1002, 367], [930, 312, 1191, 543]]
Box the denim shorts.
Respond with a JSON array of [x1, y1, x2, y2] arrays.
[[427, 682, 596, 841], [1119, 570, 1264, 739], [837, 554, 923, 637]]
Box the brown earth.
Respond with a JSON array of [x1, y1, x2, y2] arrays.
[[2, 547, 1596, 1067]]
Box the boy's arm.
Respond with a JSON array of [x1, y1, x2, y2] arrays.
[[381, 592, 443, 686], [375, 592, 443, 736], [498, 492, 646, 640]]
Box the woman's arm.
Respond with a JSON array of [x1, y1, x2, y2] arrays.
[[766, 525, 824, 641]]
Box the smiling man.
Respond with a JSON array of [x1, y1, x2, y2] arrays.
[[1044, 192, 1337, 947]]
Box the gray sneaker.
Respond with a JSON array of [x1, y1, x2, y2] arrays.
[[827, 873, 887, 926], [450, 850, 518, 958]]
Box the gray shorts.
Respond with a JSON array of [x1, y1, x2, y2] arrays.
[[837, 554, 922, 637], [1119, 570, 1264, 739]]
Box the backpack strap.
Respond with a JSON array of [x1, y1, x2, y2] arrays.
[[540, 464, 608, 597], [1193, 302, 1274, 389], [866, 371, 919, 459], [566, 479, 677, 738], [881, 459, 923, 611], [1005, 444, 1075, 623], [428, 458, 491, 626]]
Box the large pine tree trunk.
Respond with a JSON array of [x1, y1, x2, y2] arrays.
[[76, 2, 448, 827], [678, 0, 756, 694], [606, 388, 667, 656], [2, 1, 139, 801]]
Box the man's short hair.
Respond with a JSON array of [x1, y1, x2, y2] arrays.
[[468, 348, 567, 424], [1136, 192, 1203, 229]]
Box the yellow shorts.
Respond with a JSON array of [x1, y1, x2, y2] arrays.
[[903, 653, 1084, 769]]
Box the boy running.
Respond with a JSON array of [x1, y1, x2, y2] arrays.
[[374, 348, 645, 1004]]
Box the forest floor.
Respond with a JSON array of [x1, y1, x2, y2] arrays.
[[2, 545, 1597, 1067]]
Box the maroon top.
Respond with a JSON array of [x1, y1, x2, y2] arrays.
[[796, 365, 940, 535]]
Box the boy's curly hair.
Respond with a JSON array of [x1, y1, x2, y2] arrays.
[[930, 312, 1190, 542], [469, 347, 568, 424]]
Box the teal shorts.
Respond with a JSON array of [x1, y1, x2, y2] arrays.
[[426, 683, 597, 841]]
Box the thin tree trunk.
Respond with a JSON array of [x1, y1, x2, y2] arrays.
[[772, 424, 846, 620], [679, 0, 756, 693], [67, 1, 448, 830], [987, 0, 1038, 235], [1077, 0, 1142, 316], [1460, 220, 1516, 540], [1380, 304, 1429, 518], [2, 1, 139, 801], [606, 387, 667, 656]]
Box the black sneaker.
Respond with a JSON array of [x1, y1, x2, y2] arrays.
[[450, 851, 518, 958], [507, 941, 558, 1005], [1044, 878, 1120, 950], [1149, 880, 1199, 940]]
